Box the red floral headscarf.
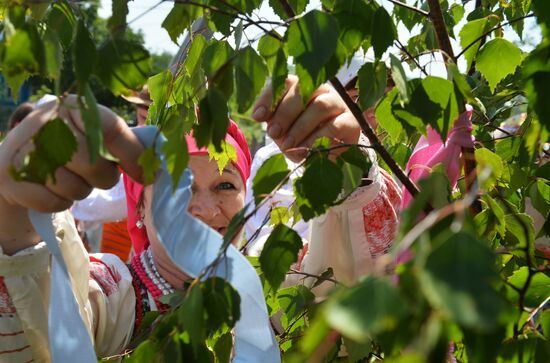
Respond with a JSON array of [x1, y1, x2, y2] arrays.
[[124, 120, 252, 254]]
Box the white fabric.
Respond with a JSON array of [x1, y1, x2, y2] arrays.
[[244, 141, 309, 251], [71, 176, 127, 224], [0, 211, 135, 362]]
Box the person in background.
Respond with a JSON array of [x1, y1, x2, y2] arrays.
[[7, 102, 34, 131], [122, 85, 152, 127], [245, 61, 402, 291]]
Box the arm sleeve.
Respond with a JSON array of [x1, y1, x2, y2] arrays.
[[0, 211, 135, 362]]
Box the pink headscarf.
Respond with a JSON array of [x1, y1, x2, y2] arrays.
[[401, 105, 474, 210], [124, 120, 252, 254]]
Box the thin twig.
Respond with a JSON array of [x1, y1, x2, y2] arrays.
[[386, 0, 430, 17], [288, 268, 340, 285], [395, 39, 428, 77]]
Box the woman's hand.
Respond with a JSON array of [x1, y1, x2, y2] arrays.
[[252, 76, 360, 162], [0, 96, 143, 254]]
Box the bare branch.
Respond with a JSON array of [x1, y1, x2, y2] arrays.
[[386, 0, 430, 17]]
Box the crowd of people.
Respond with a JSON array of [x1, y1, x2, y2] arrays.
[[0, 66, 405, 361]]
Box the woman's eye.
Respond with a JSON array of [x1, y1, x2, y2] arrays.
[[217, 182, 235, 191]]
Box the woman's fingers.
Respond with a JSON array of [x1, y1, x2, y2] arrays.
[[278, 90, 347, 152], [64, 98, 145, 184], [0, 95, 144, 213], [45, 167, 93, 202], [253, 76, 360, 162], [252, 75, 299, 122]]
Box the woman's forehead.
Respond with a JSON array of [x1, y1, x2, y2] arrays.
[[189, 154, 238, 175]]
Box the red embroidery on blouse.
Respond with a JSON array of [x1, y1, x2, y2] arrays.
[[0, 344, 31, 355], [89, 258, 120, 297], [0, 277, 16, 314], [362, 171, 401, 258], [295, 243, 309, 271]]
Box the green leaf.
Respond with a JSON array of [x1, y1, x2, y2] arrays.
[[259, 224, 303, 290], [504, 213, 535, 256], [174, 34, 208, 104], [147, 70, 173, 124], [78, 84, 103, 163], [357, 61, 387, 110], [42, 29, 62, 80], [389, 54, 409, 106], [96, 39, 151, 96], [286, 10, 339, 102], [337, 145, 372, 197], [212, 332, 233, 363], [208, 140, 237, 175], [277, 285, 314, 327], [525, 70, 550, 132], [419, 232, 504, 329], [46, 0, 76, 49], [325, 276, 405, 342], [536, 162, 550, 181], [533, 0, 550, 36], [161, 107, 191, 191], [2, 26, 44, 97], [297, 154, 343, 214], [162, 3, 202, 44], [202, 40, 235, 99], [344, 337, 373, 363], [269, 0, 308, 20], [200, 277, 241, 332], [258, 33, 288, 107], [506, 267, 550, 308], [332, 0, 374, 55], [375, 89, 404, 143], [178, 286, 205, 355], [233, 24, 243, 52], [495, 135, 522, 162], [477, 38, 523, 92], [484, 195, 507, 236], [252, 153, 290, 205], [108, 0, 129, 37], [11, 118, 77, 184], [448, 62, 477, 107], [459, 16, 499, 71], [450, 4, 465, 24], [371, 6, 396, 59], [270, 206, 291, 226], [234, 47, 268, 112], [529, 180, 550, 217], [196, 87, 229, 150], [414, 76, 459, 140], [73, 19, 97, 85], [138, 147, 161, 185], [124, 340, 159, 362], [475, 148, 504, 191], [222, 206, 248, 249]]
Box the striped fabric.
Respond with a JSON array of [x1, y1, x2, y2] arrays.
[[100, 219, 133, 262]]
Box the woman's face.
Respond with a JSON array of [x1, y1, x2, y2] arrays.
[[187, 154, 246, 235]]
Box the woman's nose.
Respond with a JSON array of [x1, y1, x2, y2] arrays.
[[188, 191, 221, 221]]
